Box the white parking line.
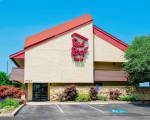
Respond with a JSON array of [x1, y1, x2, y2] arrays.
[[55, 104, 64, 113], [87, 104, 104, 113]]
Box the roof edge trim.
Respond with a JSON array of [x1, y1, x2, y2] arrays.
[[9, 50, 24, 59], [93, 25, 128, 51], [25, 20, 93, 50]]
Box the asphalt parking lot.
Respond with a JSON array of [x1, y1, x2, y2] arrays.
[[1, 103, 150, 120]]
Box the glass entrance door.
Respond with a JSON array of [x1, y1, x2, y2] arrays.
[[33, 83, 48, 101]]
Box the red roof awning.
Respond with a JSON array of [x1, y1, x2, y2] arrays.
[[10, 50, 24, 59], [25, 14, 93, 49]]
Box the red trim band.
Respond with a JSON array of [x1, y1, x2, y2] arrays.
[[10, 50, 24, 59], [94, 25, 128, 51]]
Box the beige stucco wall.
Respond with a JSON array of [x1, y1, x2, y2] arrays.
[[94, 35, 126, 62], [25, 23, 93, 83]]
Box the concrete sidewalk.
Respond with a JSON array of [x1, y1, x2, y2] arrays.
[[26, 101, 147, 105]]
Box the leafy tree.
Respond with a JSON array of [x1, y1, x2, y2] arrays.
[[0, 72, 11, 85], [123, 35, 150, 84]]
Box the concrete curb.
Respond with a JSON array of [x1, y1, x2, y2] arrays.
[[0, 104, 24, 117], [26, 101, 146, 105], [11, 104, 24, 116]]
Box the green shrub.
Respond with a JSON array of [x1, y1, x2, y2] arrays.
[[3, 106, 14, 111], [64, 85, 78, 101], [118, 95, 137, 101], [0, 72, 25, 87], [109, 89, 121, 100], [0, 86, 24, 99], [97, 95, 108, 101], [0, 72, 11, 85], [75, 93, 91, 102], [0, 98, 19, 108], [89, 87, 98, 100]]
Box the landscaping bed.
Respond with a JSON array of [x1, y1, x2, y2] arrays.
[[52, 85, 141, 102], [0, 85, 25, 116], [0, 98, 23, 116]]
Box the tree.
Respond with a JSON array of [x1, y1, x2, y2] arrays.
[[123, 35, 150, 84], [0, 72, 11, 85]]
